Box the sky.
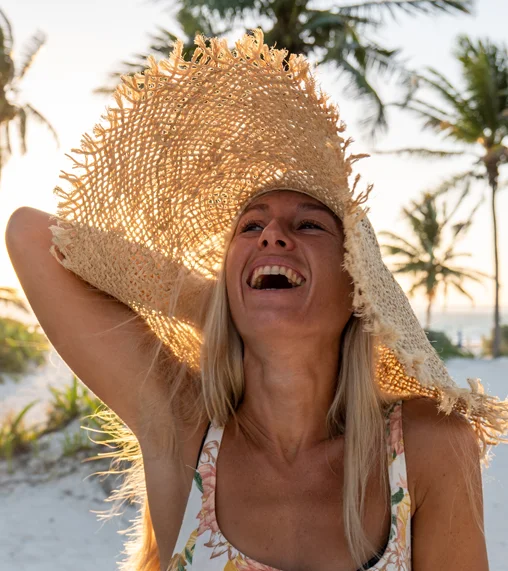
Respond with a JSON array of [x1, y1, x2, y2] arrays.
[[0, 0, 507, 313]]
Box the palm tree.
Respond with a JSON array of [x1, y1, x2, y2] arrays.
[[95, 0, 472, 133], [379, 35, 508, 356], [381, 189, 488, 331], [0, 8, 59, 182]]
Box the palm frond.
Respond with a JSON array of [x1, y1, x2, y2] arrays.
[[373, 147, 465, 159], [379, 230, 419, 254], [449, 195, 483, 241], [0, 10, 15, 88], [0, 8, 13, 53], [337, 1, 472, 20], [304, 10, 376, 31], [5, 120, 12, 156], [391, 96, 450, 121], [425, 169, 478, 196], [382, 244, 419, 259], [326, 56, 388, 133], [420, 67, 466, 103], [442, 266, 491, 281], [455, 35, 508, 134], [439, 176, 472, 225], [392, 260, 428, 274], [337, 39, 400, 77], [16, 31, 46, 82], [23, 104, 59, 146], [390, 98, 469, 138], [441, 250, 472, 261], [93, 9, 228, 96], [447, 279, 475, 303], [178, 0, 256, 19], [17, 106, 27, 154]]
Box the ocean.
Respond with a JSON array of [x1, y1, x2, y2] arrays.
[[413, 307, 507, 353]]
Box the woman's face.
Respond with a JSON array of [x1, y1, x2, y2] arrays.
[[225, 190, 354, 345]]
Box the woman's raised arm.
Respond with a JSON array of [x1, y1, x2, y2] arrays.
[[5, 206, 206, 443]]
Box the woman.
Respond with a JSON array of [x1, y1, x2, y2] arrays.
[[6, 30, 506, 571]]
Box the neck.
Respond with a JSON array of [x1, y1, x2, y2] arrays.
[[236, 335, 341, 465]]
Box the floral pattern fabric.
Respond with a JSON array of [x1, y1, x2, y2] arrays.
[[168, 400, 411, 571]]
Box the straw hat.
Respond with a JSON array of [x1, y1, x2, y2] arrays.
[[49, 29, 508, 459]]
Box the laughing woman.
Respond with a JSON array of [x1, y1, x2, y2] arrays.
[[6, 30, 508, 571]]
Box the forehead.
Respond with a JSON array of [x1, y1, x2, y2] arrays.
[[240, 190, 335, 217]]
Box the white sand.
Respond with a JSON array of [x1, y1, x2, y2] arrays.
[[0, 355, 507, 570], [0, 459, 135, 571]]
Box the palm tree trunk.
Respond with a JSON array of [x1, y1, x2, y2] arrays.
[[425, 296, 433, 331], [490, 180, 501, 357]]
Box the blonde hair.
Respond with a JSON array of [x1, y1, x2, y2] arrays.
[[90, 234, 483, 571]]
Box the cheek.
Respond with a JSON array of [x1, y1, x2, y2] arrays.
[[318, 248, 353, 308]]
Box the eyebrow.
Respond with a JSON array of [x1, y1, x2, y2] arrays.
[[241, 201, 335, 216]]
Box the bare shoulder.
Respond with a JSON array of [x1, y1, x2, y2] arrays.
[[400, 395, 482, 511], [400, 398, 487, 569]]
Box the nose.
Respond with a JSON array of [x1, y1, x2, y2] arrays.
[[257, 219, 294, 250]]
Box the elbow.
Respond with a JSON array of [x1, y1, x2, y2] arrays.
[[5, 207, 51, 257], [5, 207, 28, 254]]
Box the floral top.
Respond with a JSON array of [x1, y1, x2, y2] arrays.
[[168, 400, 411, 571]]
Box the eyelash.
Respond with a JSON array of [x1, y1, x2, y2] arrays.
[[239, 219, 325, 233]]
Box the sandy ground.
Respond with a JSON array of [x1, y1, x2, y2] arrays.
[[0, 355, 507, 570], [0, 459, 136, 571]]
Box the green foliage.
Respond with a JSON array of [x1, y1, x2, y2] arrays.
[[482, 324, 508, 356], [398, 36, 508, 149], [0, 316, 49, 382], [426, 330, 474, 360], [45, 375, 103, 433], [62, 430, 94, 457], [0, 400, 40, 472], [0, 376, 108, 471]]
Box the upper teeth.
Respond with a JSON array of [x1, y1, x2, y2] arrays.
[[249, 266, 304, 289]]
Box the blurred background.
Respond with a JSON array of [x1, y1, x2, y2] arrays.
[[0, 1, 507, 570]]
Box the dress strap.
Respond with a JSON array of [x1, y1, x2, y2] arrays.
[[383, 399, 412, 564], [195, 422, 225, 471]]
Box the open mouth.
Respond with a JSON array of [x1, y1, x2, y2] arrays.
[[248, 266, 305, 290]]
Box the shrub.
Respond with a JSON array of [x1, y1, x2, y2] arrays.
[[0, 400, 41, 473], [482, 324, 508, 357], [425, 329, 474, 360], [45, 375, 104, 433], [0, 317, 49, 382]]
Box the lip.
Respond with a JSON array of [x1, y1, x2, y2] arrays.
[[246, 257, 306, 287]]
